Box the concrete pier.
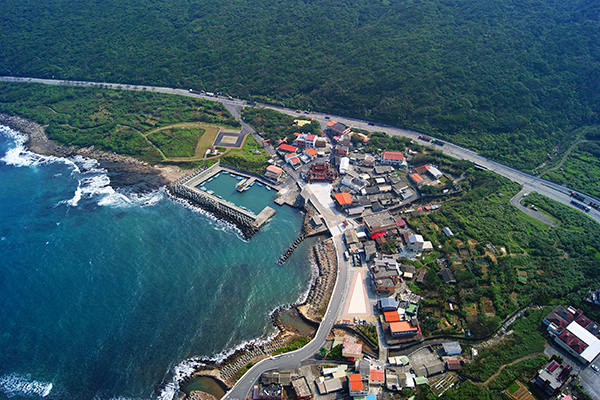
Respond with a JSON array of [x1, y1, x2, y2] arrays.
[[169, 162, 276, 238]]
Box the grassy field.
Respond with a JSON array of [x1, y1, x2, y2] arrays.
[[147, 126, 205, 158], [145, 123, 224, 160], [0, 82, 239, 164], [542, 144, 600, 198]]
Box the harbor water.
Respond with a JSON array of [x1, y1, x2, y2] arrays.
[[0, 126, 313, 400]]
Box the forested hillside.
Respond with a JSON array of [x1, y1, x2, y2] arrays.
[[1, 0, 599, 169]]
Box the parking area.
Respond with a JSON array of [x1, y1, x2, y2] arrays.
[[545, 344, 600, 400]]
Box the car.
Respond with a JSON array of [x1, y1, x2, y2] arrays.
[[324, 116, 330, 119], [368, 122, 374, 126], [592, 364, 599, 372]]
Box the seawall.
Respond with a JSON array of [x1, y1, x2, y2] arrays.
[[168, 162, 275, 239]]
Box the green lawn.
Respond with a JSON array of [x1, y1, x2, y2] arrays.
[[147, 126, 205, 158]]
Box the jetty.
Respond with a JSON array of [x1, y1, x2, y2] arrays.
[[169, 162, 275, 238], [236, 177, 256, 192]]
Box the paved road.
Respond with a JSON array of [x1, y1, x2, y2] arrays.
[[223, 194, 348, 400], [509, 189, 558, 227], [2, 75, 599, 224], [3, 75, 600, 396]]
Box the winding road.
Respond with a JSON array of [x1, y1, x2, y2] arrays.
[[2, 76, 600, 399]]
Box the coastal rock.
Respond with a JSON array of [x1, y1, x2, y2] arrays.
[[0, 113, 172, 192]]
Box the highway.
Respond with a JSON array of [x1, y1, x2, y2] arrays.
[[4, 76, 596, 223], [2, 75, 600, 398]]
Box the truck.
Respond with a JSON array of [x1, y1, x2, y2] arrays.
[[571, 200, 591, 212], [570, 191, 585, 202], [418, 134, 432, 142], [189, 89, 202, 95]]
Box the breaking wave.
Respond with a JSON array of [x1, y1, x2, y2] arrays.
[[0, 125, 165, 208], [0, 374, 53, 398]]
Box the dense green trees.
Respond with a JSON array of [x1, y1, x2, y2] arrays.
[[1, 0, 599, 171]]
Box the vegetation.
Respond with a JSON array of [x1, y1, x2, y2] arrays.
[[487, 355, 548, 391], [220, 134, 271, 175], [357, 324, 378, 347], [409, 157, 600, 338], [539, 134, 600, 198], [2, 0, 599, 173], [243, 108, 321, 144], [325, 344, 343, 361], [272, 336, 310, 355], [0, 83, 239, 163], [147, 126, 204, 158], [440, 381, 491, 400], [460, 308, 548, 382]]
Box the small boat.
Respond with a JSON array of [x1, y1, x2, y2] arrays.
[[256, 182, 263, 187], [200, 186, 207, 191], [266, 186, 271, 191], [207, 190, 214, 194]]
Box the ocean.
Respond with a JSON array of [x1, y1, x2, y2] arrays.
[[0, 125, 313, 400]]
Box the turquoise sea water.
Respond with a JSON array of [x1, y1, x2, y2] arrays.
[[0, 126, 313, 400]]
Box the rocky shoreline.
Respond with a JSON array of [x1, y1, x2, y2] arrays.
[[0, 113, 187, 191], [0, 113, 340, 399]]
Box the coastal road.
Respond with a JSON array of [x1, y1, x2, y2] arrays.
[[3, 75, 600, 225], [223, 187, 349, 400]]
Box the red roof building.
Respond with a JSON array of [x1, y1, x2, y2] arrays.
[[381, 151, 406, 167], [415, 165, 430, 175], [390, 320, 419, 337], [264, 165, 283, 182], [277, 144, 298, 154], [384, 311, 401, 323], [342, 338, 363, 359], [446, 359, 462, 371], [348, 374, 364, 395], [410, 173, 424, 186], [369, 369, 385, 385], [334, 192, 353, 207]]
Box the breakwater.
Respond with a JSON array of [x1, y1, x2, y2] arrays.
[[168, 162, 275, 239]]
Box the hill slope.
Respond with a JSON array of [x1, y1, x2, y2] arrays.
[[1, 0, 599, 169]]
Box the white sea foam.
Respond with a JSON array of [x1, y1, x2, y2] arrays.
[[156, 358, 207, 400], [0, 126, 60, 168], [1, 125, 165, 209], [0, 373, 53, 398], [166, 191, 247, 241]]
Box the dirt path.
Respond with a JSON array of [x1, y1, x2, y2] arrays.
[[538, 140, 588, 178], [471, 353, 543, 387], [143, 122, 228, 137]]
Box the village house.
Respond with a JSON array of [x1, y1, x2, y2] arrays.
[[326, 120, 351, 136], [362, 210, 397, 236], [303, 147, 318, 161], [277, 143, 298, 155], [380, 151, 407, 168], [371, 256, 401, 295], [264, 165, 284, 183], [544, 305, 600, 364], [409, 173, 424, 186], [341, 170, 368, 192]]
